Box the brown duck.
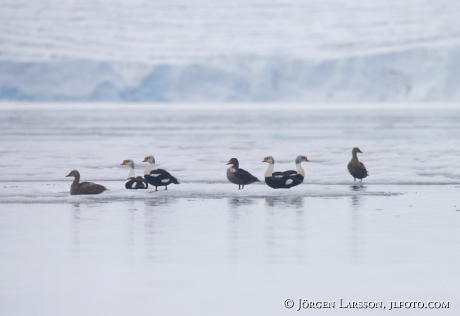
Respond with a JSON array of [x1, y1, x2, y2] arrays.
[[66, 170, 107, 195], [226, 158, 260, 190], [347, 147, 369, 182]]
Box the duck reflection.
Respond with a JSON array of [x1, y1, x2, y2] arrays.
[[227, 198, 257, 260], [351, 195, 362, 206], [144, 197, 175, 208], [349, 185, 366, 207], [350, 185, 367, 192], [70, 203, 81, 257], [71, 203, 80, 218], [228, 197, 255, 208], [264, 196, 304, 208]]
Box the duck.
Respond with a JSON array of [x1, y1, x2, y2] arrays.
[[347, 147, 369, 182], [262, 155, 309, 189], [121, 159, 148, 189], [66, 170, 107, 195], [143, 155, 180, 191], [226, 158, 260, 189]]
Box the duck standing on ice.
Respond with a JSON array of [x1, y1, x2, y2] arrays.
[[143, 155, 180, 191], [347, 147, 369, 182], [226, 158, 260, 190]]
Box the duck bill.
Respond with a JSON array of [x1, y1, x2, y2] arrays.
[[65, 173, 72, 177], [121, 160, 127, 165], [262, 157, 268, 163], [142, 157, 148, 162], [226, 160, 232, 165]]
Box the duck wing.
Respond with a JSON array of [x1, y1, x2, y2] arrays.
[[282, 170, 298, 177], [149, 169, 180, 184], [235, 168, 260, 183], [78, 182, 107, 194], [265, 174, 302, 189], [125, 177, 148, 189], [280, 173, 302, 185], [360, 162, 369, 177], [273, 170, 298, 178]]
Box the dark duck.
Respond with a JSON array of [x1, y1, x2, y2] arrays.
[[347, 147, 369, 182], [226, 158, 260, 190], [66, 170, 107, 195], [121, 159, 148, 189], [262, 155, 309, 189], [143, 155, 180, 191]]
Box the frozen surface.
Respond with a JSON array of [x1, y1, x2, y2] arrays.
[[0, 0, 460, 101], [1, 103, 460, 188], [1, 103, 460, 315]]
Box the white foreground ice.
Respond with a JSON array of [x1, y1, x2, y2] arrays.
[[0, 103, 460, 315]]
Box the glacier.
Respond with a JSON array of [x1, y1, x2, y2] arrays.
[[1, 0, 460, 102]]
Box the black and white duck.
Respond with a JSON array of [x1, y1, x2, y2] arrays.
[[262, 155, 309, 189], [347, 147, 369, 182], [226, 158, 260, 190], [121, 159, 148, 189], [66, 170, 107, 195], [143, 155, 180, 191]]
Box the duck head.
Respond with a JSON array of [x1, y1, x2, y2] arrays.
[[295, 155, 309, 164], [262, 156, 275, 164], [143, 155, 155, 164], [352, 147, 363, 155], [66, 170, 80, 178], [121, 159, 135, 168], [226, 158, 239, 168]]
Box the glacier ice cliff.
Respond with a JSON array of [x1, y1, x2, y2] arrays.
[[1, 46, 459, 102]]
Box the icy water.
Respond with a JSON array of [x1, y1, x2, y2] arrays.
[[1, 103, 460, 315]]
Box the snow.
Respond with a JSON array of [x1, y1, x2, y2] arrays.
[[0, 0, 460, 101]]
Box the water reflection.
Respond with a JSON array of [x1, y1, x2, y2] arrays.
[[71, 203, 81, 217], [264, 196, 304, 208], [70, 203, 81, 259], [351, 195, 361, 206], [349, 186, 365, 262], [350, 185, 367, 192], [227, 198, 256, 260], [350, 185, 366, 207], [143, 198, 177, 263], [263, 196, 307, 264], [227, 197, 255, 208], [126, 200, 138, 212], [144, 197, 175, 208]]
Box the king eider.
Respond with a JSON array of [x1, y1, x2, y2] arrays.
[[142, 155, 180, 191], [262, 155, 309, 189], [66, 170, 107, 195], [121, 159, 148, 189], [347, 147, 369, 182], [226, 158, 260, 190]]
